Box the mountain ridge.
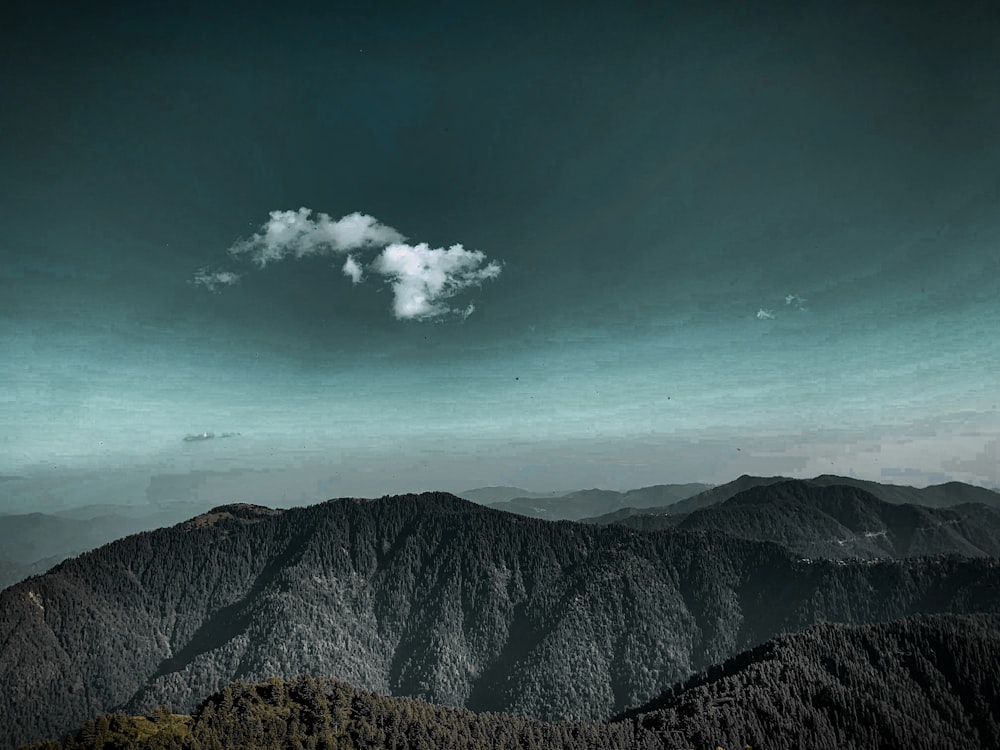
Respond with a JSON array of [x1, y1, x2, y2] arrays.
[[4, 491, 1000, 747], [483, 483, 712, 521], [584, 474, 1000, 525], [640, 479, 1000, 558]]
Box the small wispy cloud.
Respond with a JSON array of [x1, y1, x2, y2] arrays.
[[342, 255, 364, 285], [193, 207, 503, 321], [372, 243, 502, 320], [785, 293, 807, 310], [192, 269, 240, 292], [755, 293, 808, 321], [182, 431, 240, 443]]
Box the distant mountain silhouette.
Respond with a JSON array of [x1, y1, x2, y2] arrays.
[[26, 614, 1000, 750], [0, 554, 66, 592], [3, 492, 1000, 748], [582, 475, 791, 522], [619, 483, 713, 508], [0, 503, 217, 591], [809, 474, 1000, 508], [456, 486, 567, 504], [584, 474, 1000, 525], [484, 483, 711, 521], [609, 480, 1000, 559]]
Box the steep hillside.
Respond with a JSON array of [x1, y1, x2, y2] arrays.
[[3, 493, 1000, 748], [627, 613, 1000, 750], [26, 614, 1000, 750]]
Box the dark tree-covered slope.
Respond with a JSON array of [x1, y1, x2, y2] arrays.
[[23, 675, 652, 750], [25, 614, 1000, 750], [607, 480, 1000, 559], [626, 613, 1000, 750], [3, 493, 1000, 748]]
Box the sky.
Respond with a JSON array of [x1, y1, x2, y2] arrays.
[[2, 0, 999, 513]]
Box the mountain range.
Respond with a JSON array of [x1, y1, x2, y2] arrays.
[[3, 489, 1000, 748], [584, 474, 1000, 523], [3, 475, 994, 592], [471, 484, 712, 521], [595, 479, 1000, 559]]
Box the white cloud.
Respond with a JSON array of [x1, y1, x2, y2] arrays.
[[228, 208, 405, 267], [372, 243, 502, 320], [756, 308, 775, 320], [342, 255, 364, 284], [192, 269, 240, 292], [197, 208, 503, 321]]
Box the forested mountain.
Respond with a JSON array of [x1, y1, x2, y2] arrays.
[[3, 493, 1000, 748], [608, 480, 1000, 559], [25, 614, 1000, 750], [628, 613, 1000, 750], [483, 484, 711, 521], [9, 476, 988, 592]]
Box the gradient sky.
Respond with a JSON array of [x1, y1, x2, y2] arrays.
[[2, 0, 999, 512]]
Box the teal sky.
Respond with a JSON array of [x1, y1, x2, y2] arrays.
[[2, 0, 999, 511]]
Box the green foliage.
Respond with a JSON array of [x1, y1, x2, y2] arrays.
[[22, 675, 641, 750]]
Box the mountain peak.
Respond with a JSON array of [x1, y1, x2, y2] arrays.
[[183, 503, 283, 529]]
